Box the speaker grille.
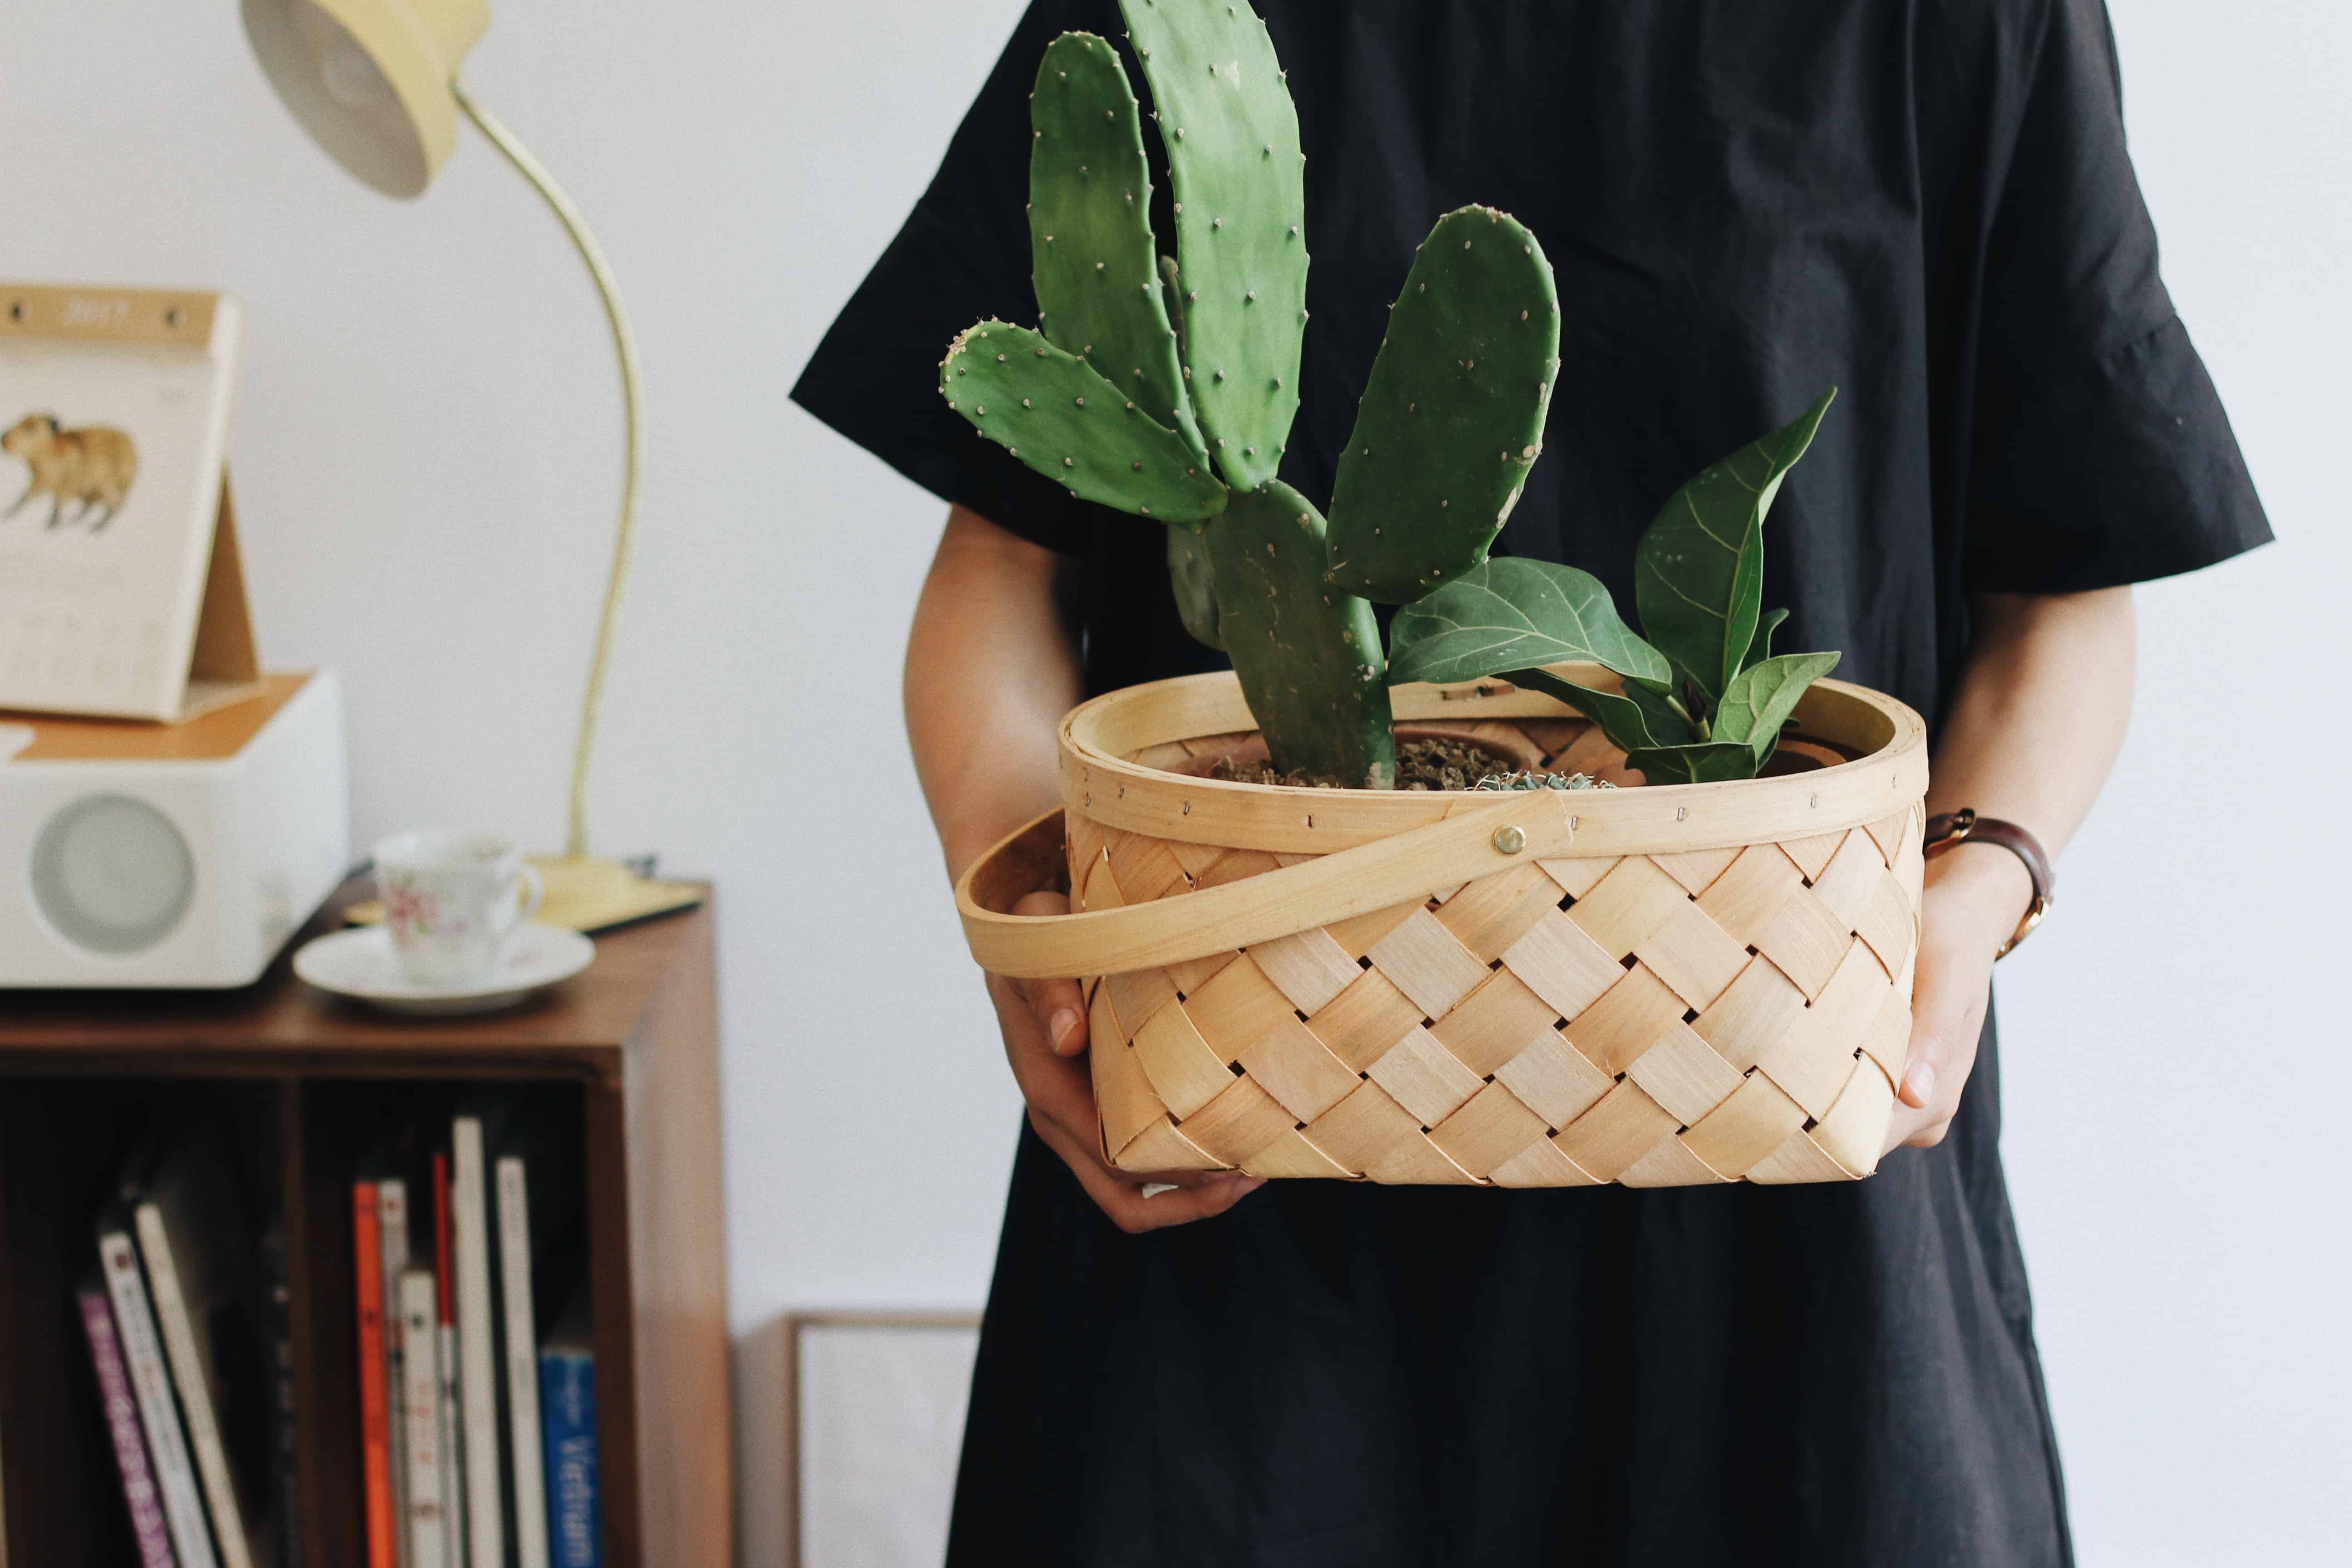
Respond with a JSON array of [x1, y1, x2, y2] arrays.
[[30, 794, 196, 956]]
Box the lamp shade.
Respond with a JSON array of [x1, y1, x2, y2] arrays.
[[243, 0, 488, 198]]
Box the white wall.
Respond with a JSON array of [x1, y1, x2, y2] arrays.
[[2, 1, 2342, 1563]]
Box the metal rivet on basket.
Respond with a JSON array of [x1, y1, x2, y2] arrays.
[[1809, 792, 1819, 808], [1492, 824, 1526, 855], [1675, 807, 1686, 821]]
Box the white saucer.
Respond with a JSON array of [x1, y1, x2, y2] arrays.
[[293, 922, 595, 1015]]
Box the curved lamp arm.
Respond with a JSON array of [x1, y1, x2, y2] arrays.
[[452, 81, 641, 860]]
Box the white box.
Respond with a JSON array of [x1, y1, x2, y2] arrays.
[[0, 669, 348, 986]]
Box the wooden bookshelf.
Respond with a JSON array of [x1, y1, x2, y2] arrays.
[[0, 880, 730, 1568]]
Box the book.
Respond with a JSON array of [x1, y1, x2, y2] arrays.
[[135, 1140, 259, 1568], [398, 1270, 450, 1568], [260, 1227, 300, 1568], [496, 1155, 549, 1568], [353, 1185, 397, 1568], [377, 1179, 412, 1568], [451, 1113, 505, 1568], [537, 1303, 598, 1568], [99, 1222, 218, 1568], [432, 1152, 467, 1568], [77, 1280, 178, 1568]]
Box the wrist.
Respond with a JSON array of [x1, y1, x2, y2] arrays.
[[1922, 841, 2035, 953]]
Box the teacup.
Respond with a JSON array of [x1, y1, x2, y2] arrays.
[[374, 830, 545, 988]]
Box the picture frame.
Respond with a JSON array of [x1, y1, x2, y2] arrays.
[[783, 1310, 981, 1568]]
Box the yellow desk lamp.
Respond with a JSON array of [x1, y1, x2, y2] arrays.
[[242, 0, 696, 931]]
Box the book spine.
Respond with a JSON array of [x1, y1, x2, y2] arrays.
[[77, 1286, 179, 1568], [433, 1152, 466, 1568], [353, 1185, 397, 1568], [264, 1238, 300, 1568], [452, 1120, 503, 1568], [377, 1181, 412, 1568], [495, 1157, 549, 1568], [136, 1203, 255, 1568], [99, 1228, 219, 1568], [536, 1353, 598, 1568], [398, 1271, 449, 1568]]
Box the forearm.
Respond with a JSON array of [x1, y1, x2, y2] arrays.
[[1922, 587, 2136, 948], [905, 505, 1085, 882]]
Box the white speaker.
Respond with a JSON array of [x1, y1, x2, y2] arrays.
[[1, 671, 348, 987]]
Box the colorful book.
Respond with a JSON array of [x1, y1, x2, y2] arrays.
[[495, 1155, 549, 1568], [377, 1179, 412, 1568], [353, 1185, 397, 1568], [135, 1145, 258, 1568], [398, 1270, 450, 1568], [451, 1114, 505, 1568], [99, 1223, 218, 1568], [537, 1303, 598, 1568], [77, 1281, 178, 1568], [432, 1152, 466, 1568]]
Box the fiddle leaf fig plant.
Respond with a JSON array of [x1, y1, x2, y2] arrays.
[[1391, 393, 1844, 784], [936, 0, 1842, 788]]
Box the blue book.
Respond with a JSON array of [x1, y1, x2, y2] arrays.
[[537, 1313, 599, 1568]]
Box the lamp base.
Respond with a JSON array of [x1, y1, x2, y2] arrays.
[[527, 853, 703, 933], [346, 853, 702, 935]]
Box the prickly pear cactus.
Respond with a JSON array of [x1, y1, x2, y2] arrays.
[[1203, 482, 1392, 787], [1122, 0, 1308, 492], [940, 322, 1227, 522], [1029, 33, 1205, 463], [1325, 208, 1562, 602]]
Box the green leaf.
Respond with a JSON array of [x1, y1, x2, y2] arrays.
[[1166, 524, 1222, 650], [1507, 666, 1659, 755], [1713, 651, 1841, 764], [1623, 740, 1766, 784], [1744, 607, 1790, 673], [1387, 558, 1669, 688], [1622, 679, 1698, 747], [1632, 388, 1836, 703]]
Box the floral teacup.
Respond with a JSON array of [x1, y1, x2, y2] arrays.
[[375, 830, 545, 988]]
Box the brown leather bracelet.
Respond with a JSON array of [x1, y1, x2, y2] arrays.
[[1923, 809, 2054, 958]]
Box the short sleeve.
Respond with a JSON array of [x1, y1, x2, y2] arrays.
[[1964, 0, 2271, 592], [791, 0, 1116, 556]]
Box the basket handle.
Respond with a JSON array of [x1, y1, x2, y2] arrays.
[[956, 791, 1576, 979]]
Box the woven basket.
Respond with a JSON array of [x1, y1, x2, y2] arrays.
[[958, 667, 1929, 1186]]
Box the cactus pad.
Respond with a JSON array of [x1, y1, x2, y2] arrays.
[[1203, 481, 1393, 787], [1122, 0, 1307, 491], [940, 321, 1228, 522], [1167, 522, 1223, 649], [1029, 34, 1204, 462], [1324, 207, 1561, 603]]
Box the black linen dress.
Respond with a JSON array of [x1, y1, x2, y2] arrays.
[[793, 2, 2270, 1563]]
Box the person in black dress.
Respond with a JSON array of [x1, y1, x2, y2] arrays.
[[794, 2, 2270, 1562]]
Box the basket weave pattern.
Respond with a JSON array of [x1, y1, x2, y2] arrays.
[[1072, 718, 1926, 1187]]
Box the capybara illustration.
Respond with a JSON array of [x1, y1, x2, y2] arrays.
[[4, 413, 139, 531]]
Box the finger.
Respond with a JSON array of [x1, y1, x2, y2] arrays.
[[1029, 1112, 1265, 1231], [1081, 1161, 1265, 1234], [1026, 975, 1090, 1058]]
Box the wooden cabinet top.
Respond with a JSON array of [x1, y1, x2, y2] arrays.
[[0, 878, 713, 1079]]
